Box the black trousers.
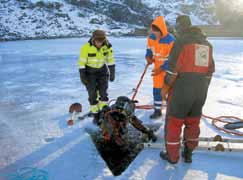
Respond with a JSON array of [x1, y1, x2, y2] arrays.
[[85, 65, 109, 105]]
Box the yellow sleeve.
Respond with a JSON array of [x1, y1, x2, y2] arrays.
[[78, 44, 88, 69], [107, 47, 115, 66]]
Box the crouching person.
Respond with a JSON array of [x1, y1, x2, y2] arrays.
[[99, 96, 157, 147]]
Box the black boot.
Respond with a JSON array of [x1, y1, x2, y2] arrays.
[[92, 113, 101, 126], [160, 151, 177, 164], [182, 146, 193, 163], [150, 109, 162, 119]]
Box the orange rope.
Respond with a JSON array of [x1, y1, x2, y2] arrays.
[[135, 105, 154, 109], [129, 64, 243, 136], [132, 64, 150, 100], [202, 114, 243, 136]]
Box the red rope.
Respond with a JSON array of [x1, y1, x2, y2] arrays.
[[202, 114, 243, 136], [132, 64, 150, 100], [135, 105, 154, 109], [130, 64, 243, 136]]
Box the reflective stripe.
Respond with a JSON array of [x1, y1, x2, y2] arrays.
[[154, 106, 161, 109], [107, 62, 115, 66], [87, 58, 105, 62], [79, 66, 85, 69], [165, 70, 178, 75], [78, 58, 87, 67], [86, 58, 106, 68], [166, 141, 180, 145], [79, 58, 87, 61], [154, 101, 162, 104], [154, 53, 161, 56], [186, 138, 199, 142]]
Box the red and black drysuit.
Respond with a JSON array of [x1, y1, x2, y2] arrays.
[[164, 27, 215, 163]]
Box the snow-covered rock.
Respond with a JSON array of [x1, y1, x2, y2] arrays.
[[0, 0, 217, 41]]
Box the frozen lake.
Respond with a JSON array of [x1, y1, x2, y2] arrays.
[[0, 37, 243, 179]]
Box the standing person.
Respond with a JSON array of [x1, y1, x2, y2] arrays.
[[160, 15, 215, 164], [78, 29, 115, 124], [145, 16, 175, 119]]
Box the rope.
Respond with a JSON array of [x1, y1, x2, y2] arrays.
[[135, 105, 154, 110], [0, 167, 48, 180], [132, 64, 150, 101], [126, 62, 243, 137], [202, 114, 243, 136]]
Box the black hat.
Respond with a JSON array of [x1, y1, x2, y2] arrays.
[[175, 15, 192, 34], [176, 15, 191, 27]]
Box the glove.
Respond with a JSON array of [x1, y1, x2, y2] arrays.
[[146, 56, 154, 65], [151, 60, 168, 76], [108, 65, 115, 82], [147, 129, 157, 142], [79, 69, 88, 85]]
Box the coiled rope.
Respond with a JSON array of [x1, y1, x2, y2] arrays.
[[0, 167, 48, 180], [202, 114, 243, 136], [132, 64, 243, 136]]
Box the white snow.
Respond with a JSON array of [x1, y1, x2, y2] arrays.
[[0, 37, 243, 179], [0, 0, 217, 41]]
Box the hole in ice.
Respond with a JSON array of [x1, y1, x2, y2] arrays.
[[88, 124, 160, 176]]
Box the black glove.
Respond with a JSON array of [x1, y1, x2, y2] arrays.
[[147, 129, 157, 142], [79, 69, 88, 85], [108, 65, 115, 82]]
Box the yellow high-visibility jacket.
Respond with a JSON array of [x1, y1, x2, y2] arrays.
[[78, 40, 114, 69]]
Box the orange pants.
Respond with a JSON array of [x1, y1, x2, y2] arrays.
[[153, 63, 166, 88]]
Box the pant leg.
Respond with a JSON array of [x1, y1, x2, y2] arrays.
[[153, 71, 165, 109], [86, 74, 98, 105], [153, 88, 162, 110], [183, 116, 201, 150], [97, 71, 109, 102], [164, 115, 184, 163]]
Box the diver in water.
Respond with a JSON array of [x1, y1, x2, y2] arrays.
[[96, 96, 157, 147]]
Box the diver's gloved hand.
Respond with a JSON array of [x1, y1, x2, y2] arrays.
[[147, 129, 157, 142]]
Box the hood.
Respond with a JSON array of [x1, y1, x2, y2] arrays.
[[151, 16, 168, 38], [184, 26, 206, 39]]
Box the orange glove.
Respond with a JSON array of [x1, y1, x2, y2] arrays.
[[161, 84, 171, 100]]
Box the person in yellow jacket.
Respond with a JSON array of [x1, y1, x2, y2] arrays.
[[78, 30, 115, 124], [145, 16, 175, 119]]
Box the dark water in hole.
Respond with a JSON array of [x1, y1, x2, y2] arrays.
[[88, 124, 160, 176]]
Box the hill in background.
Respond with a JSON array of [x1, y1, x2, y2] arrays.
[[0, 0, 242, 41]]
